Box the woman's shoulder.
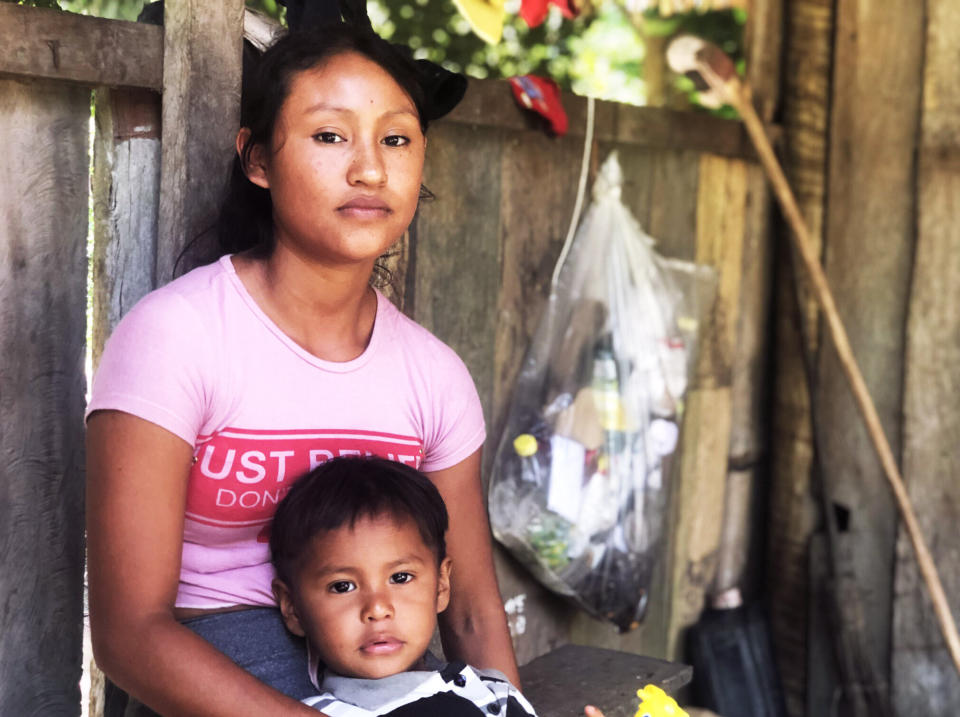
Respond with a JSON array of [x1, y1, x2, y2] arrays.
[[117, 257, 236, 331], [377, 293, 469, 371]]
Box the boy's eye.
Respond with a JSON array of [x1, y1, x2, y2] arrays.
[[383, 135, 410, 148], [390, 572, 414, 585], [314, 132, 344, 144], [329, 580, 355, 594]]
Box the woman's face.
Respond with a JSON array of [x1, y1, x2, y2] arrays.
[[245, 51, 425, 267]]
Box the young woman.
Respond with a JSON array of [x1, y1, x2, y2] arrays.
[[86, 24, 519, 716]]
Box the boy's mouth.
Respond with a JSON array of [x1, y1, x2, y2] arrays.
[[360, 635, 404, 655]]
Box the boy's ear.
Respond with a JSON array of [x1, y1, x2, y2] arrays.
[[436, 557, 452, 614], [272, 578, 306, 637], [236, 128, 270, 189]]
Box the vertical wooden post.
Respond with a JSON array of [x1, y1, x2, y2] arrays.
[[0, 77, 89, 715], [86, 86, 163, 717], [768, 1, 833, 714], [815, 0, 922, 699], [157, 0, 244, 281], [660, 154, 748, 660], [724, 0, 781, 603], [91, 88, 162, 364], [894, 1, 960, 713]]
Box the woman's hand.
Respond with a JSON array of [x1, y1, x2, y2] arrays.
[[426, 449, 522, 687], [584, 706, 606, 717]]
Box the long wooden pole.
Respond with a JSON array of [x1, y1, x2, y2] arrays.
[[694, 61, 960, 678]]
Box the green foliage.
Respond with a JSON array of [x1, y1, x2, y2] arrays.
[[25, 0, 743, 113], [370, 0, 645, 105], [3, 0, 63, 10]]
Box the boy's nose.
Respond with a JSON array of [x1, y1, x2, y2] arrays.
[[362, 592, 394, 621]]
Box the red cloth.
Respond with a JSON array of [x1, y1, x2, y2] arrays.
[[509, 75, 569, 136], [520, 0, 576, 28]]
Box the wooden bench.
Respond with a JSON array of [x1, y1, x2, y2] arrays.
[[519, 645, 692, 716]]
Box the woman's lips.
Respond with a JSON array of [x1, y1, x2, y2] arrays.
[[360, 636, 404, 655], [338, 196, 391, 218]]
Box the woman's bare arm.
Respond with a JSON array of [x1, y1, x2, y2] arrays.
[[426, 449, 521, 687], [86, 411, 321, 717]]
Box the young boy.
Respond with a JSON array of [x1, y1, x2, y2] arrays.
[[269, 456, 539, 716]]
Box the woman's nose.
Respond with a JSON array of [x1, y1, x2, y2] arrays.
[[347, 140, 387, 187], [362, 591, 394, 621]]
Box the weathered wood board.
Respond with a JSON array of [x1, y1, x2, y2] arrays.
[[0, 3, 162, 91], [91, 88, 162, 366], [662, 154, 748, 658], [769, 2, 834, 715], [815, 0, 923, 700], [744, 0, 783, 124], [893, 1, 960, 713], [0, 77, 89, 716], [156, 0, 245, 281], [449, 79, 756, 160], [413, 121, 504, 449]]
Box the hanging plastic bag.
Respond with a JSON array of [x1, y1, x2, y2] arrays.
[[489, 152, 716, 631]]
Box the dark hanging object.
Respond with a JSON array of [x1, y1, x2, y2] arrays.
[[278, 0, 467, 123], [280, 0, 371, 33]]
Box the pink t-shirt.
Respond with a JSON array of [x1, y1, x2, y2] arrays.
[[86, 255, 485, 608]]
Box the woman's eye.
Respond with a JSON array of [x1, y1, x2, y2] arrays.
[[390, 572, 413, 584], [329, 580, 355, 593], [314, 132, 344, 144], [383, 135, 410, 148]]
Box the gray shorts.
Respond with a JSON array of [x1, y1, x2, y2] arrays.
[[104, 607, 314, 716]]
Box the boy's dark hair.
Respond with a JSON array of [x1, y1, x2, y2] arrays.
[[270, 457, 449, 585]]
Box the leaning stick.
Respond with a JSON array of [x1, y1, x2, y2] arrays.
[[666, 35, 960, 678]]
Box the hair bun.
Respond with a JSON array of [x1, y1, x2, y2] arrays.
[[414, 59, 468, 122]]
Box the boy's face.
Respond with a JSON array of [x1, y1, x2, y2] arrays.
[[274, 513, 451, 679]]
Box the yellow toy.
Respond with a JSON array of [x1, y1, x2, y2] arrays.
[[633, 685, 688, 717]]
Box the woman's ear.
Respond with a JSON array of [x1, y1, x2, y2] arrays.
[[436, 557, 452, 614], [272, 578, 305, 637], [236, 127, 270, 189]]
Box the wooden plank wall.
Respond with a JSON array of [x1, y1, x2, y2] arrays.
[[893, 1, 960, 713], [816, 2, 922, 698], [0, 77, 89, 714], [776, 1, 960, 714]]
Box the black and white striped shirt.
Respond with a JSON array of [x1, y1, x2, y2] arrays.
[[303, 660, 538, 716]]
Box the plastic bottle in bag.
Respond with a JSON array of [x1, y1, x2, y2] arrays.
[[513, 433, 545, 488], [590, 333, 627, 458]]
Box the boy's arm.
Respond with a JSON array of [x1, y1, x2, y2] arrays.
[[426, 449, 522, 687]]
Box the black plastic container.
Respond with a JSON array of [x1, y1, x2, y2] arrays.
[[687, 600, 787, 717]]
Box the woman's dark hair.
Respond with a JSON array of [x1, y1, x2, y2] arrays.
[[270, 457, 449, 585], [218, 24, 433, 259]]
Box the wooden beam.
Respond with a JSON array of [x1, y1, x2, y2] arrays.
[[0, 77, 89, 715], [656, 154, 748, 659], [447, 79, 761, 160], [767, 2, 834, 714], [91, 89, 162, 371], [894, 0, 960, 712], [0, 3, 162, 90], [744, 0, 784, 123], [156, 0, 244, 281], [815, 0, 923, 699]]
